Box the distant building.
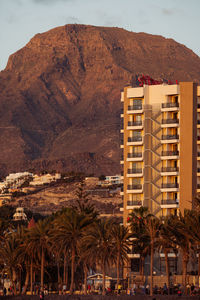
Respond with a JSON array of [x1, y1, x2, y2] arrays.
[[13, 207, 27, 221], [29, 173, 61, 186], [105, 175, 122, 185]]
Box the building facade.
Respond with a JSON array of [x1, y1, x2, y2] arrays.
[[120, 82, 200, 225]]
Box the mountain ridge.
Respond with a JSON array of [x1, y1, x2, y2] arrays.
[[0, 24, 200, 177]]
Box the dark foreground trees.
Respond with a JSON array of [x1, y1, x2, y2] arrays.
[[1, 204, 200, 295]]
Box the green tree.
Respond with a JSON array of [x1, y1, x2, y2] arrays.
[[26, 219, 50, 290], [144, 215, 161, 296], [53, 208, 91, 294], [129, 207, 151, 277], [111, 223, 131, 288], [82, 218, 116, 295], [158, 216, 176, 294], [168, 213, 191, 293]]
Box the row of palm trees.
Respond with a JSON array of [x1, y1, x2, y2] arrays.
[[0, 188, 131, 296], [129, 206, 200, 296], [1, 197, 200, 296]]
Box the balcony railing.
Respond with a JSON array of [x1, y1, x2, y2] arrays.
[[128, 105, 142, 111], [128, 136, 142, 142], [128, 152, 142, 158], [161, 151, 179, 157], [161, 167, 179, 173], [127, 201, 142, 206], [162, 102, 179, 108], [162, 135, 179, 140], [162, 119, 179, 124], [127, 184, 142, 190], [127, 168, 142, 174], [161, 200, 179, 205], [161, 183, 179, 189], [128, 121, 142, 127]]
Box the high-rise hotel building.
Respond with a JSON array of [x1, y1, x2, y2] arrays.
[[120, 82, 200, 224]]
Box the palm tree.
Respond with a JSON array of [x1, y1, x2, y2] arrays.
[[82, 218, 116, 295], [111, 223, 131, 288], [182, 210, 200, 278], [53, 208, 91, 294], [26, 218, 50, 290], [144, 215, 161, 296], [129, 207, 151, 277], [158, 216, 176, 294], [0, 231, 22, 294], [167, 213, 191, 293]]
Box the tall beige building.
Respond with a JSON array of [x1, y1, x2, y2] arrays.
[[120, 82, 200, 224]]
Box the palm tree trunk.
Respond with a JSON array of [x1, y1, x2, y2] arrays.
[[83, 263, 87, 295], [12, 270, 17, 295], [150, 241, 154, 296], [41, 246, 44, 290], [141, 256, 145, 278], [22, 270, 29, 295], [198, 252, 200, 277], [63, 253, 66, 283], [70, 245, 75, 294], [102, 261, 106, 296], [117, 251, 120, 287], [182, 252, 188, 294], [164, 250, 170, 295], [57, 261, 60, 284], [30, 257, 33, 295]]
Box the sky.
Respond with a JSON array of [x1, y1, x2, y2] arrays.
[[0, 0, 200, 71]]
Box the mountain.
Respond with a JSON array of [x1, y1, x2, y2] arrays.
[[0, 24, 200, 177]]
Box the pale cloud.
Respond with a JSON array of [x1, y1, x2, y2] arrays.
[[162, 8, 174, 15], [65, 16, 80, 24], [32, 0, 75, 4]]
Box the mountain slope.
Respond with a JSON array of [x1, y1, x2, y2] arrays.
[[0, 24, 200, 177]]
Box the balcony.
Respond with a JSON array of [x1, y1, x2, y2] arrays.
[[161, 199, 179, 208], [161, 102, 179, 112], [127, 121, 143, 130], [161, 135, 179, 144], [127, 168, 143, 177], [197, 136, 200, 144], [161, 134, 179, 140], [128, 136, 142, 142], [161, 167, 178, 172], [161, 119, 179, 128], [162, 119, 179, 124], [128, 152, 142, 158], [128, 184, 142, 190], [161, 183, 179, 189], [127, 200, 142, 208], [161, 151, 179, 160], [127, 152, 143, 161], [127, 136, 143, 146], [161, 183, 179, 192], [128, 105, 142, 111], [197, 168, 200, 173], [128, 168, 142, 174], [127, 184, 143, 193], [128, 121, 142, 126], [197, 184, 200, 190], [198, 152, 200, 159]]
